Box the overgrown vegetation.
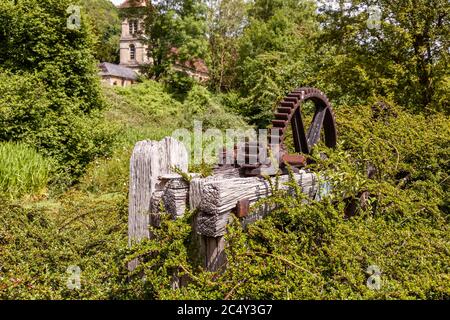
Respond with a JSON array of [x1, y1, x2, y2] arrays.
[[124, 103, 449, 300], [78, 0, 122, 63], [0, 0, 117, 182], [0, 78, 247, 299], [0, 0, 448, 300]]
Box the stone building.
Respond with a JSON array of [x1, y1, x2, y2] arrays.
[[117, 0, 209, 81], [98, 62, 138, 87]]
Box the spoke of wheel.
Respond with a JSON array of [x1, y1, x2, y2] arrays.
[[239, 87, 337, 176], [306, 105, 327, 151], [323, 107, 337, 148], [291, 107, 309, 154]]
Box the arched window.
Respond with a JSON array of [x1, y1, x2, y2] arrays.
[[129, 44, 136, 61], [129, 19, 138, 35]]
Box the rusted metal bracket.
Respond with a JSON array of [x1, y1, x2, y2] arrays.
[[235, 199, 250, 218]]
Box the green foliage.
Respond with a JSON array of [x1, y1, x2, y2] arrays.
[[0, 71, 117, 182], [77, 148, 130, 195], [0, 142, 51, 199], [318, 0, 450, 113], [78, 0, 121, 63], [0, 192, 128, 299], [1, 0, 448, 301], [130, 0, 209, 79], [105, 79, 247, 138], [231, 0, 322, 127], [80, 81, 247, 195], [215, 0, 449, 124], [124, 104, 449, 299], [0, 0, 104, 111], [163, 69, 197, 98], [206, 0, 247, 91], [0, 79, 248, 299], [182, 84, 249, 129], [106, 80, 183, 128], [0, 0, 118, 181]]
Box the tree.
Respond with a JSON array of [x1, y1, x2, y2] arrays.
[[206, 0, 247, 91], [0, 0, 103, 111], [234, 0, 321, 127], [318, 0, 450, 112], [0, 0, 116, 180], [78, 0, 121, 63]]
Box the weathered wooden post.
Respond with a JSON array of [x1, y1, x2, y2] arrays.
[[128, 137, 189, 270]]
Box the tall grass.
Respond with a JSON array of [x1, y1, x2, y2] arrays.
[[0, 142, 51, 199]]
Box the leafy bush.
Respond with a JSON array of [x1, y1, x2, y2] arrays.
[[0, 0, 120, 183], [182, 84, 249, 130], [0, 142, 51, 199], [106, 80, 182, 129], [163, 70, 197, 99], [0, 0, 105, 111], [96, 81, 249, 194], [78, 0, 121, 63], [0, 71, 118, 182], [0, 192, 128, 299], [77, 148, 130, 195]]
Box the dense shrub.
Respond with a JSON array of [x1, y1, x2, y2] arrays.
[[124, 103, 449, 299], [0, 192, 128, 299], [163, 70, 197, 99], [0, 0, 118, 182], [182, 84, 249, 130], [0, 0, 103, 111], [78, 0, 121, 63], [105, 80, 248, 146]]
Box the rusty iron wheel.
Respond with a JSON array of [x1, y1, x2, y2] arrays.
[[270, 87, 337, 156], [222, 87, 338, 176]]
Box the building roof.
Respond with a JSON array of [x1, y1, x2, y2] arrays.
[[98, 62, 138, 80], [118, 0, 147, 9], [169, 47, 209, 75]]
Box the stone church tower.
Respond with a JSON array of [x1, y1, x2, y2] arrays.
[[118, 0, 150, 72], [116, 0, 208, 81]]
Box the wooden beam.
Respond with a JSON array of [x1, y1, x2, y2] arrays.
[[191, 171, 319, 237]]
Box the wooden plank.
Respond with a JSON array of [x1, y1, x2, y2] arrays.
[[192, 171, 320, 237], [197, 211, 233, 237], [128, 137, 188, 271], [205, 236, 226, 272], [215, 236, 226, 271], [206, 237, 218, 271], [161, 176, 189, 218]]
